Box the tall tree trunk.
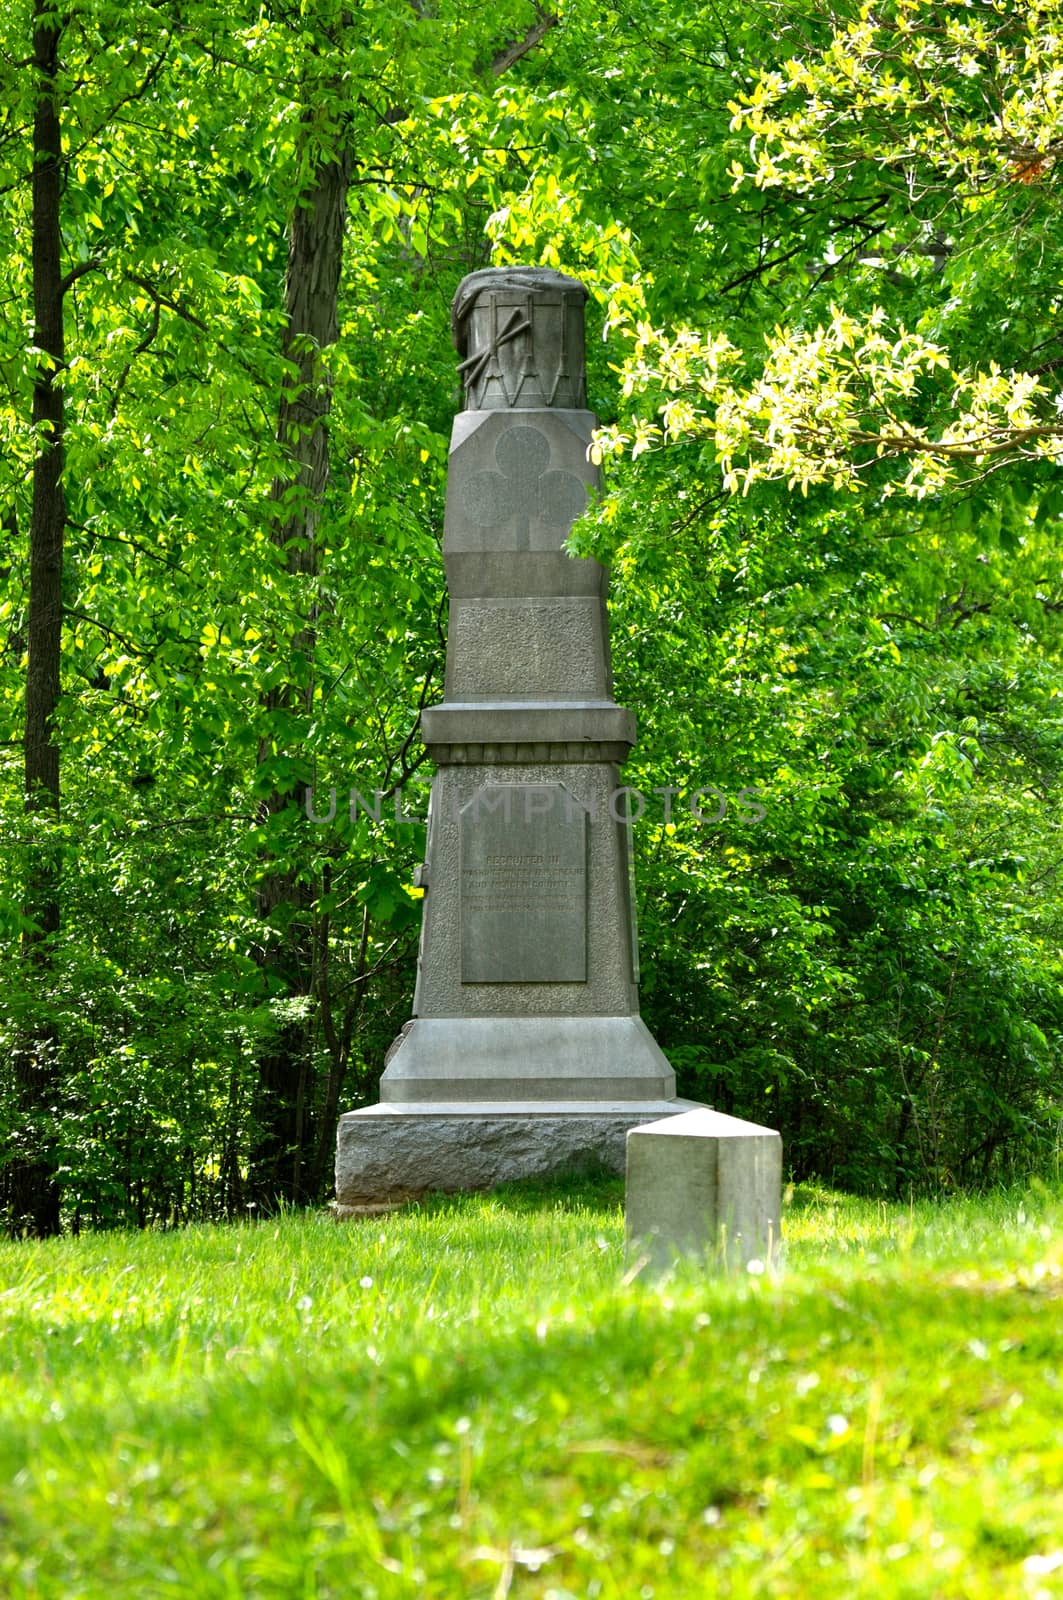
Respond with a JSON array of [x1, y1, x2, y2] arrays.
[[249, 148, 351, 1211], [8, 0, 66, 1236]]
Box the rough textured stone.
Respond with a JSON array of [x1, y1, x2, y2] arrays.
[[336, 1100, 702, 1207], [625, 1109, 783, 1274], [448, 600, 608, 698]]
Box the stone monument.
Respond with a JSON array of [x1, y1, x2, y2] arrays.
[[334, 266, 700, 1211]]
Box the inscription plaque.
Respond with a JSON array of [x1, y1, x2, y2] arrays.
[[460, 783, 587, 983]]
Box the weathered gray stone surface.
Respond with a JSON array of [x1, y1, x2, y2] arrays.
[[403, 760, 641, 1025], [448, 600, 609, 698], [336, 1099, 702, 1207], [420, 703, 635, 754], [446, 411, 598, 551], [625, 1109, 783, 1274], [451, 268, 589, 411], [451, 417, 592, 549], [379, 1017, 676, 1103], [442, 408, 610, 710], [460, 782, 587, 983]]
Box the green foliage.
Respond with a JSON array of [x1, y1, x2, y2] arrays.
[[507, 0, 1063, 1192], [609, 485, 1063, 1190], [2, 0, 1062, 1221], [586, 0, 1063, 494]]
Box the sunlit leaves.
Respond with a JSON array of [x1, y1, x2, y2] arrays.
[[594, 0, 1063, 496]]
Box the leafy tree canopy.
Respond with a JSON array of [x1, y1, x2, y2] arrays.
[[499, 0, 1063, 500]]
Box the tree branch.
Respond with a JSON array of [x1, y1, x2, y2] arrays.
[[63, 607, 147, 655], [60, 257, 102, 295], [490, 9, 559, 76], [126, 273, 208, 332]]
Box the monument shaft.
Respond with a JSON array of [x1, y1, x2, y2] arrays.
[[379, 268, 674, 1104]]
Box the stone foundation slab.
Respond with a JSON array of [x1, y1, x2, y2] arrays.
[[335, 1099, 703, 1208]]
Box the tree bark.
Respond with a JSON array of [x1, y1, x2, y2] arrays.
[[8, 0, 66, 1236], [249, 147, 351, 1211], [26, 0, 64, 878]]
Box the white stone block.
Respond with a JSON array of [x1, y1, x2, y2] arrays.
[[625, 1109, 782, 1274]]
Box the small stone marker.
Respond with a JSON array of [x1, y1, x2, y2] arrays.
[[625, 1109, 782, 1274]]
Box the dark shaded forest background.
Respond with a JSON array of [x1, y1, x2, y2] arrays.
[[3, 0, 1062, 1233]]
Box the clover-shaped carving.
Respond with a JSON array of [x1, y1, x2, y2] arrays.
[[461, 426, 587, 549]]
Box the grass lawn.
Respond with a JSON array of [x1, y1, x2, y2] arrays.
[[1, 1177, 1062, 1598]]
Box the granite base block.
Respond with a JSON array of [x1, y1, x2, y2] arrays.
[[625, 1108, 783, 1275], [335, 1100, 703, 1208]]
